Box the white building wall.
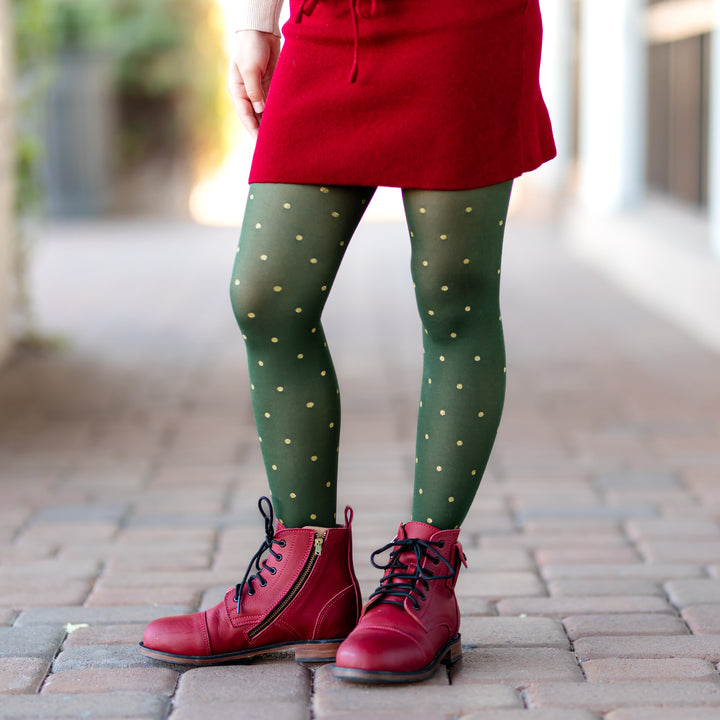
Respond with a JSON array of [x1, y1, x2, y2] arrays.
[[578, 0, 646, 213], [537, 0, 574, 192]]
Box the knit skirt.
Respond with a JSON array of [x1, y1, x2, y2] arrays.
[[249, 0, 557, 190]]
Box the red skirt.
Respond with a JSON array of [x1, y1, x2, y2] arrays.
[[250, 0, 556, 190]]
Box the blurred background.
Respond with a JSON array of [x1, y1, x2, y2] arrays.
[[1, 0, 720, 364], [0, 0, 719, 379]]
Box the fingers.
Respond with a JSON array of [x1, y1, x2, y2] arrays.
[[241, 64, 267, 116], [227, 30, 280, 139], [228, 62, 260, 138]]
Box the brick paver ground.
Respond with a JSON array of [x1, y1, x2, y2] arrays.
[[1, 203, 720, 719]]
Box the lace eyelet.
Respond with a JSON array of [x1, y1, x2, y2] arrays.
[[248, 589, 255, 596], [432, 558, 439, 564], [269, 566, 277, 575], [259, 579, 267, 587], [276, 554, 283, 561], [277, 540, 287, 547], [438, 541, 445, 548]]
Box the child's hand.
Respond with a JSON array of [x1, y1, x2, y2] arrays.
[[228, 30, 281, 138]]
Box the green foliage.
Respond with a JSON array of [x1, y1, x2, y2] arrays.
[[107, 0, 227, 168], [13, 0, 225, 186], [10, 0, 225, 344]]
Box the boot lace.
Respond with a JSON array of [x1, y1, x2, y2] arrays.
[[233, 496, 286, 614], [368, 537, 455, 610]]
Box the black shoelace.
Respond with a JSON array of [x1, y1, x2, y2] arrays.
[[368, 537, 456, 610], [233, 497, 286, 614]]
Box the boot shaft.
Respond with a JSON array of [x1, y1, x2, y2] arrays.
[[229, 506, 361, 644]]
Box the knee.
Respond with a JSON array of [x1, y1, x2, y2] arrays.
[[413, 262, 500, 340], [229, 271, 278, 339]]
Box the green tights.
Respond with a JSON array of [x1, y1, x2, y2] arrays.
[[230, 181, 512, 530]]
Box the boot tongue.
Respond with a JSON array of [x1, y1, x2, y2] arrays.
[[391, 521, 438, 575], [402, 521, 440, 542]]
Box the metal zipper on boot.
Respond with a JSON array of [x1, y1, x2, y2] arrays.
[[247, 532, 324, 639]]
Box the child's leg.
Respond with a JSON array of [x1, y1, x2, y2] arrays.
[[403, 181, 513, 529], [230, 183, 376, 528]]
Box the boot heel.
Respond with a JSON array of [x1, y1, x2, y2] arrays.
[[294, 640, 341, 663], [444, 635, 462, 666]]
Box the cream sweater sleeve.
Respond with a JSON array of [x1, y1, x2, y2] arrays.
[[234, 0, 285, 37]]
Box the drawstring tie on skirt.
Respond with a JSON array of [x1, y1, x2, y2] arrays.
[[293, 0, 377, 83]]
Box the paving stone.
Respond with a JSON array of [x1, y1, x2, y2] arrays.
[[625, 519, 720, 540], [461, 616, 569, 648], [89, 570, 228, 588], [30, 504, 128, 523], [482, 534, 629, 550], [456, 572, 546, 598], [665, 579, 720, 607], [496, 596, 673, 617], [604, 490, 692, 507], [15, 605, 189, 626], [52, 644, 166, 671], [0, 608, 17, 624], [462, 549, 535, 571], [41, 667, 179, 695], [582, 658, 719, 682], [458, 514, 517, 535], [541, 564, 704, 581], [0, 560, 100, 580], [0, 580, 92, 607], [574, 635, 720, 662], [313, 664, 521, 715], [535, 548, 640, 565], [115, 528, 217, 545], [103, 552, 212, 573], [548, 579, 663, 597], [606, 709, 720, 720], [60, 542, 213, 564], [318, 714, 450, 720], [84, 584, 202, 607], [171, 702, 310, 720], [0, 626, 66, 658], [515, 506, 657, 523], [16, 523, 120, 543], [459, 712, 601, 720], [451, 647, 583, 684], [562, 613, 689, 641], [519, 521, 623, 534], [459, 598, 497, 616], [123, 513, 243, 529], [0, 691, 170, 718], [174, 662, 309, 704], [593, 471, 680, 489], [683, 605, 720, 634], [640, 541, 720, 564], [0, 657, 51, 694], [61, 623, 146, 647], [523, 681, 720, 711]]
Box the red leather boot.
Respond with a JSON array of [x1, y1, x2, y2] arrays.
[[139, 497, 361, 665], [332, 520, 466, 683]]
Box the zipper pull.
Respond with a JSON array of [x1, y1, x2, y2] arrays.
[[314, 534, 324, 556]]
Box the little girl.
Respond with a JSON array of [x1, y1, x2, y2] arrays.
[[140, 0, 555, 682]]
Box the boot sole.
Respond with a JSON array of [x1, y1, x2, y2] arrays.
[[330, 634, 462, 683], [138, 638, 343, 665]]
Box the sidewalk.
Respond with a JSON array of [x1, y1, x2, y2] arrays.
[[1, 206, 720, 719]]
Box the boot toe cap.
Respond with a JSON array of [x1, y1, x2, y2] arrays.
[[142, 612, 211, 658], [335, 626, 426, 673]]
